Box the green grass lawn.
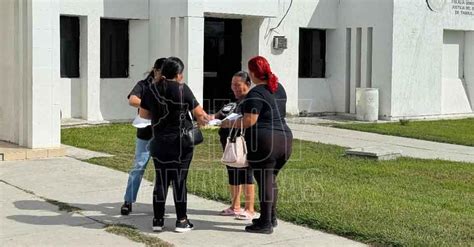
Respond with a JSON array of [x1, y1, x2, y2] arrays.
[[333, 118, 474, 146], [62, 124, 474, 246]]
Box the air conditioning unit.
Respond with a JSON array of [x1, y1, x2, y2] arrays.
[[273, 36, 287, 50]]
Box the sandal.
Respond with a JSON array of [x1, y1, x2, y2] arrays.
[[235, 210, 255, 220], [219, 207, 242, 216]]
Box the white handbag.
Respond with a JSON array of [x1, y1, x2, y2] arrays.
[[221, 122, 248, 168]]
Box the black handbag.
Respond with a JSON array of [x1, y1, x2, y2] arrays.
[[185, 112, 204, 146], [179, 85, 204, 147]]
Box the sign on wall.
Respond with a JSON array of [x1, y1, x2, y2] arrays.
[[427, 0, 474, 16], [451, 0, 474, 16]]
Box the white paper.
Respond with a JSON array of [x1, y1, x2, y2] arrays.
[[224, 113, 242, 121], [208, 119, 222, 126], [132, 115, 151, 128]]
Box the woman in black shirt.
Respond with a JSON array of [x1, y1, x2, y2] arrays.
[[215, 71, 255, 220], [221, 56, 293, 234], [140, 57, 209, 233], [121, 58, 166, 216]]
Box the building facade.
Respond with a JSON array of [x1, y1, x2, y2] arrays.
[[1, 0, 473, 148]]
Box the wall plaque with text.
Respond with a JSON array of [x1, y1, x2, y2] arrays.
[[451, 0, 474, 16]]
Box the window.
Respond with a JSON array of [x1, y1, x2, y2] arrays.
[[100, 19, 129, 78], [299, 29, 326, 78], [60, 16, 80, 78]]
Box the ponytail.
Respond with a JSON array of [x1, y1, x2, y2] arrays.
[[248, 56, 279, 93], [147, 57, 167, 80], [267, 72, 278, 93]]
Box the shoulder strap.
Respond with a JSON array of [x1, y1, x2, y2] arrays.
[[179, 84, 195, 124]]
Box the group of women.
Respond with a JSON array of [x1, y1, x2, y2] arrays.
[[121, 56, 293, 234]]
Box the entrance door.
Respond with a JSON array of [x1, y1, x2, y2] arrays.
[[203, 18, 242, 113]]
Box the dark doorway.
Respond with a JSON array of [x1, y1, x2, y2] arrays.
[[203, 18, 242, 113]]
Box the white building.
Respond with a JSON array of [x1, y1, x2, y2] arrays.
[[1, 0, 473, 149]]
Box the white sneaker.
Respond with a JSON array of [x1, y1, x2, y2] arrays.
[[175, 219, 194, 233]]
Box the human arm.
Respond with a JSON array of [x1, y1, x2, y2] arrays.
[[220, 113, 258, 129], [128, 95, 141, 108], [139, 107, 151, 120], [128, 81, 145, 108], [138, 87, 152, 120], [221, 90, 261, 129], [192, 105, 210, 126]]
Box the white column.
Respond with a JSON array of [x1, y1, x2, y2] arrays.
[[81, 16, 103, 121], [17, 0, 29, 147], [28, 0, 61, 148], [349, 28, 358, 114], [242, 18, 263, 70], [0, 0, 20, 144], [465, 32, 474, 111], [183, 17, 205, 104], [361, 27, 368, 89]]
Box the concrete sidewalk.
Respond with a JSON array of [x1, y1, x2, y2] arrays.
[[289, 123, 474, 163], [1, 157, 365, 247]]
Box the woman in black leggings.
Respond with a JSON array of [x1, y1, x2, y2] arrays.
[[140, 57, 209, 233], [215, 71, 255, 220], [221, 56, 293, 234]]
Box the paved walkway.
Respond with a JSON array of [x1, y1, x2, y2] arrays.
[[289, 123, 474, 163], [1, 157, 365, 247], [63, 144, 114, 160]]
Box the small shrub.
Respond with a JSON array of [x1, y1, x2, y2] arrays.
[[399, 119, 410, 126]]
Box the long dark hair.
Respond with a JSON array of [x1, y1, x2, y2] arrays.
[[248, 56, 278, 93], [155, 57, 185, 95], [161, 57, 184, 79], [147, 58, 167, 79]]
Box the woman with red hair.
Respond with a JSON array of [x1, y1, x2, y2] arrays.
[[221, 56, 293, 234]]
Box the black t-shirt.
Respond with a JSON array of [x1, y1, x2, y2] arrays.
[[217, 102, 244, 148], [128, 77, 153, 140], [140, 81, 199, 135], [242, 83, 291, 134]]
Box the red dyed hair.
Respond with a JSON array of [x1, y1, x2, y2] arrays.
[[248, 56, 278, 93]]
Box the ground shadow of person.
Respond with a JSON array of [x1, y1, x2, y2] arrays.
[[7, 200, 248, 233]]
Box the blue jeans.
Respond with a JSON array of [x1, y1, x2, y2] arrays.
[[124, 138, 151, 203]]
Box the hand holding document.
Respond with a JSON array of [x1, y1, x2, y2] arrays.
[[224, 113, 242, 121], [208, 119, 222, 126], [132, 115, 151, 128], [207, 113, 242, 126]]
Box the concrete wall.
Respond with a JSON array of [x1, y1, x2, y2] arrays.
[[298, 79, 335, 113], [259, 0, 393, 115], [258, 0, 339, 115], [441, 30, 472, 114], [59, 78, 82, 118], [57, 0, 150, 121], [0, 0, 21, 144], [100, 20, 150, 120], [4, 0, 473, 148], [204, 0, 278, 17], [465, 32, 474, 110], [391, 0, 474, 118], [60, 0, 149, 19], [338, 0, 394, 118], [30, 0, 62, 148], [148, 0, 394, 116], [2, 0, 62, 148], [149, 0, 206, 104]]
